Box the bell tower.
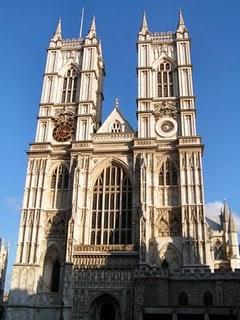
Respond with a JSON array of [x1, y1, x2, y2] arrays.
[[7, 18, 104, 319], [137, 11, 211, 267]]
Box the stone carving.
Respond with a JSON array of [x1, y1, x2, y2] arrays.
[[154, 101, 177, 120], [156, 208, 181, 236], [45, 211, 66, 239], [73, 268, 133, 286]]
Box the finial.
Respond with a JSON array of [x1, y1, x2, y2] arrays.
[[177, 8, 188, 33], [114, 97, 119, 109], [87, 16, 97, 39], [52, 18, 62, 41], [140, 11, 148, 34]]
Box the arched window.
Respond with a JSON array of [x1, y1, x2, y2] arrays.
[[110, 121, 122, 133], [203, 291, 213, 306], [91, 164, 132, 245], [178, 291, 189, 306], [50, 259, 61, 292], [158, 159, 178, 207], [157, 61, 174, 98], [61, 67, 77, 103], [159, 159, 178, 186], [51, 165, 69, 208], [51, 165, 69, 190], [214, 239, 225, 260]]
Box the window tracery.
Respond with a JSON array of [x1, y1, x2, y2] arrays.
[[157, 61, 174, 98], [61, 67, 77, 103], [51, 165, 69, 208], [91, 164, 132, 245], [158, 159, 178, 207]]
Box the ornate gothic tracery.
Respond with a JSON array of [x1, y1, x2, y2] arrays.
[[90, 164, 132, 245], [157, 61, 174, 98], [61, 67, 77, 103], [158, 159, 179, 207]]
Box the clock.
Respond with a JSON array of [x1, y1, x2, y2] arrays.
[[53, 123, 73, 142], [155, 117, 177, 138]]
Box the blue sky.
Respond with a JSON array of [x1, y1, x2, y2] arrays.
[[0, 0, 240, 285]]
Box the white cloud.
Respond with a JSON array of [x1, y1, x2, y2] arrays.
[[1, 197, 21, 212], [205, 200, 240, 232]]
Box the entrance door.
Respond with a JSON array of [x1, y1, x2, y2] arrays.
[[100, 303, 116, 320]]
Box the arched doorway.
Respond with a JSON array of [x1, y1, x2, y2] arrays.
[[89, 294, 120, 320]]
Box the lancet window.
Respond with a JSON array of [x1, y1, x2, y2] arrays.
[[91, 164, 132, 245], [158, 159, 179, 206], [157, 61, 174, 98], [51, 165, 69, 208], [61, 67, 77, 103]]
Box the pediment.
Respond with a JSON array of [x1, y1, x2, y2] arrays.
[[97, 107, 134, 134]]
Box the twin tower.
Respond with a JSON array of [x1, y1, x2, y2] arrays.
[[6, 11, 240, 320]]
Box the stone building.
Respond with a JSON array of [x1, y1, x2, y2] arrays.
[[0, 238, 8, 318], [6, 10, 240, 320]]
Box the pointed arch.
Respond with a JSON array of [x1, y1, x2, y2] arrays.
[[159, 243, 181, 270], [90, 162, 132, 245], [41, 244, 62, 293]]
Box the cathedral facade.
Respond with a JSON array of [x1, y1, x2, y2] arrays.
[[6, 11, 240, 320]]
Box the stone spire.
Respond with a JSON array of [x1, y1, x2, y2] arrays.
[[52, 19, 62, 41], [223, 200, 230, 221], [139, 12, 149, 35], [87, 16, 97, 39], [228, 211, 238, 233], [177, 9, 188, 33]]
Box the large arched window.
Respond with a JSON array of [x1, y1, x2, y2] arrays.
[[157, 61, 174, 98], [158, 159, 178, 207], [51, 165, 69, 208], [91, 164, 132, 245], [61, 67, 77, 103]]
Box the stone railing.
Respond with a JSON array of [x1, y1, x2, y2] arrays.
[[134, 139, 156, 147], [92, 133, 135, 141], [74, 244, 136, 253], [178, 137, 201, 146], [29, 143, 51, 152]]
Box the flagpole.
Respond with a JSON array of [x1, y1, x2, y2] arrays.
[[79, 7, 85, 38]]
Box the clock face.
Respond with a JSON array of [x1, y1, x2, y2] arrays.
[[161, 120, 174, 133], [53, 123, 72, 142], [155, 117, 177, 138]]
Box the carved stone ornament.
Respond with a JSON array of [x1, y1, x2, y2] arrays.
[[53, 112, 75, 142], [156, 208, 181, 237], [154, 101, 178, 120], [155, 117, 178, 138]]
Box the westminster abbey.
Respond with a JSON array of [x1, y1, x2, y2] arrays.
[[5, 10, 240, 320]]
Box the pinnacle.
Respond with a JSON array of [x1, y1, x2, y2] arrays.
[[87, 16, 97, 39], [52, 18, 62, 41], [140, 11, 148, 33], [177, 8, 188, 32]]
